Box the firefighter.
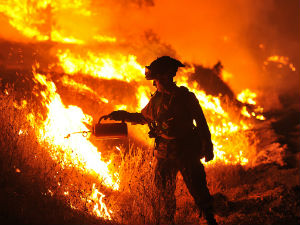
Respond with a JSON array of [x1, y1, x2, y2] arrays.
[[106, 56, 218, 225]]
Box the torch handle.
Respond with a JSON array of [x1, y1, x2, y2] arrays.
[[98, 115, 109, 124], [98, 115, 125, 124]]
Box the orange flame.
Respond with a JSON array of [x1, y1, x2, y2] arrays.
[[57, 49, 145, 82], [0, 0, 283, 220], [31, 68, 118, 219]]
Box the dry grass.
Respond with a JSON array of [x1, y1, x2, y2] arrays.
[[106, 144, 159, 224], [0, 86, 159, 224], [0, 88, 112, 224], [0, 87, 299, 225]]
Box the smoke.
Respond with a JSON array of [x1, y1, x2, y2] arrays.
[[65, 0, 298, 112], [0, 0, 299, 111], [101, 0, 299, 110]]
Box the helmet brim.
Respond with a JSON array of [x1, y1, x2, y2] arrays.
[[145, 56, 186, 80], [145, 66, 156, 80]]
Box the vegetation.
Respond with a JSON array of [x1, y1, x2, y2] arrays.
[[0, 88, 299, 225]]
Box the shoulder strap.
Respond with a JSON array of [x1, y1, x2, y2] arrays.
[[178, 86, 195, 108]]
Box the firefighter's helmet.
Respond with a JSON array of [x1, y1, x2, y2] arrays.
[[145, 56, 185, 80]]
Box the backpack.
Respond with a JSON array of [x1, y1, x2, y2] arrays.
[[178, 86, 214, 161]]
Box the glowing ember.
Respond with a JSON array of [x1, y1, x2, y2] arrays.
[[265, 55, 296, 72]]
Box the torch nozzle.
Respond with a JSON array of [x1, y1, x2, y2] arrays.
[[64, 131, 91, 139]]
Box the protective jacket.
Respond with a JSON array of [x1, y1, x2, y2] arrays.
[[141, 85, 212, 159]]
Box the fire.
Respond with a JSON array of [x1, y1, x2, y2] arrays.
[[115, 104, 128, 110], [265, 55, 296, 72], [136, 85, 151, 111], [176, 80, 253, 165], [90, 184, 112, 220], [61, 76, 110, 104], [0, 0, 284, 221], [237, 89, 257, 105], [221, 70, 234, 82], [0, 0, 94, 42], [0, 1, 49, 41], [31, 68, 118, 219], [93, 35, 117, 43], [51, 30, 85, 44], [241, 106, 251, 118], [57, 49, 145, 82], [38, 48, 266, 169], [237, 89, 265, 120]]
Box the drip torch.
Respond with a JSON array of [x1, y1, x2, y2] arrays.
[[64, 115, 128, 139]]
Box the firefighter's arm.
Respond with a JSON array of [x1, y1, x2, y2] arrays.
[[189, 94, 211, 138], [189, 93, 214, 162], [106, 110, 147, 125]]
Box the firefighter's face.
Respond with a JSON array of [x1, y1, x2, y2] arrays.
[[153, 79, 160, 91], [153, 78, 170, 92]]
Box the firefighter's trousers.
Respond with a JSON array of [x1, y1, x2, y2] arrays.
[[154, 154, 213, 221]]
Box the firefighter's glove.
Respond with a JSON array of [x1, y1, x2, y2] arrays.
[[204, 140, 214, 162], [106, 110, 129, 121], [148, 129, 157, 138]]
